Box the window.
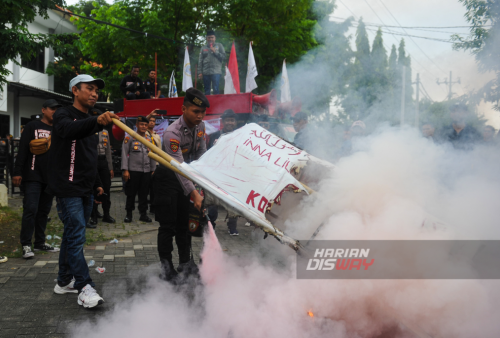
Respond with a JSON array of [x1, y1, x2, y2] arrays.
[[21, 49, 46, 73]]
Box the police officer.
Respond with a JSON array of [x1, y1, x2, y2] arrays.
[[153, 88, 208, 281], [145, 115, 161, 213], [121, 116, 156, 223], [89, 127, 116, 225]]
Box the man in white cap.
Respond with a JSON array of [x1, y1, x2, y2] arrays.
[[47, 74, 118, 308]]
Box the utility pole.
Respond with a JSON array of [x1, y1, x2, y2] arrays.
[[437, 71, 460, 100], [412, 73, 420, 127], [401, 66, 406, 126]]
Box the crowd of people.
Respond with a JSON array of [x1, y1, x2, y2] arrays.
[[1, 27, 498, 306]]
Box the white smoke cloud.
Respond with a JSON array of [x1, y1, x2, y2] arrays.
[[72, 127, 500, 338]]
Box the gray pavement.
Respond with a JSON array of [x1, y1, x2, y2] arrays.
[[0, 191, 263, 338]]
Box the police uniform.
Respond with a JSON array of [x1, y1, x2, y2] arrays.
[[146, 129, 161, 213], [153, 88, 209, 280], [121, 117, 156, 222], [90, 130, 115, 223]]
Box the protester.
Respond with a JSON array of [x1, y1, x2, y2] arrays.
[[482, 125, 496, 145], [120, 65, 151, 100], [144, 69, 164, 99], [207, 109, 239, 235], [48, 74, 118, 308], [337, 120, 366, 160], [198, 30, 226, 95], [421, 121, 436, 142], [153, 88, 208, 282], [13, 99, 61, 259], [292, 112, 312, 151], [89, 117, 116, 226], [146, 114, 161, 213], [438, 103, 481, 150], [121, 116, 156, 223]]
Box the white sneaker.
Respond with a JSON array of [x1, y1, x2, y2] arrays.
[[77, 284, 104, 308], [245, 222, 251, 227], [22, 246, 34, 259], [54, 279, 78, 294]]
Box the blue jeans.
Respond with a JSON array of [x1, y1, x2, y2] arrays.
[[20, 181, 53, 247], [203, 74, 221, 95], [56, 196, 94, 291]]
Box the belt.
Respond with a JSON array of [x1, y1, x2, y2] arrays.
[[98, 155, 107, 160]]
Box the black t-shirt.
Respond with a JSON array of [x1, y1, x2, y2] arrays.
[[143, 78, 161, 97], [119, 75, 146, 96], [47, 106, 104, 198], [438, 124, 481, 150], [13, 120, 53, 183]]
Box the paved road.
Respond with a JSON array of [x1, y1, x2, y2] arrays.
[[0, 192, 265, 338]]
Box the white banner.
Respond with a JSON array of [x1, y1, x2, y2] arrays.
[[182, 47, 193, 92], [280, 59, 291, 102], [169, 70, 178, 97], [153, 120, 169, 143], [190, 123, 309, 217], [245, 42, 258, 93]]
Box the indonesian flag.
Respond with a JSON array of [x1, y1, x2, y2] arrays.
[[245, 42, 258, 93], [182, 47, 193, 92], [281, 59, 291, 102], [224, 66, 237, 94], [226, 42, 240, 94]]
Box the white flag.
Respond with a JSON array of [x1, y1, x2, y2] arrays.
[[224, 66, 237, 94], [245, 42, 258, 93], [280, 59, 291, 102], [182, 47, 193, 92], [168, 70, 178, 98]]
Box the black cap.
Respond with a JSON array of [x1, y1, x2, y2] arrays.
[[292, 111, 308, 122], [221, 109, 236, 119], [136, 116, 148, 123], [184, 88, 210, 108], [206, 30, 216, 36], [43, 99, 62, 109]]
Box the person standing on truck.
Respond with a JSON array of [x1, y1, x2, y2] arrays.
[[120, 65, 151, 100], [198, 30, 226, 95]]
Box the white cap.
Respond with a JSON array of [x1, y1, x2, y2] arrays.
[[69, 74, 105, 92]]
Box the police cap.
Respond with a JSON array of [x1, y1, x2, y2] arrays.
[[136, 116, 148, 123], [292, 111, 308, 122], [221, 109, 236, 120], [450, 102, 468, 113], [42, 99, 62, 109], [206, 30, 216, 36], [184, 88, 210, 108]]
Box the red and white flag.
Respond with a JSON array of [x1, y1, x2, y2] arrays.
[[224, 42, 240, 94]]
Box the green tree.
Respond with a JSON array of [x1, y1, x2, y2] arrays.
[[0, 0, 64, 86], [452, 0, 500, 110], [67, 0, 109, 17], [48, 0, 329, 99]]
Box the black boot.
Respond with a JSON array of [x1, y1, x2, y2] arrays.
[[177, 260, 200, 278], [102, 214, 116, 223], [89, 211, 98, 226], [96, 210, 103, 218], [124, 211, 133, 223], [139, 213, 152, 223], [159, 259, 178, 283]]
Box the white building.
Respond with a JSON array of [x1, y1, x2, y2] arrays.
[[0, 9, 77, 138]]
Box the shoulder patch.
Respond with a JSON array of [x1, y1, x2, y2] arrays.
[[124, 137, 130, 144], [197, 130, 204, 138], [170, 139, 180, 152]]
